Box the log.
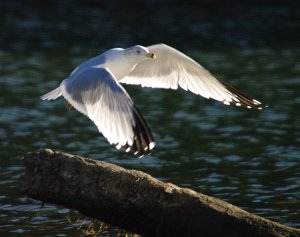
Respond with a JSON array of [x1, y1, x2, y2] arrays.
[[21, 149, 300, 237]]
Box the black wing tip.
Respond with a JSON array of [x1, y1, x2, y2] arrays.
[[220, 81, 268, 109], [133, 140, 156, 158], [115, 140, 156, 158], [223, 98, 268, 110], [131, 106, 155, 157], [114, 105, 155, 157]]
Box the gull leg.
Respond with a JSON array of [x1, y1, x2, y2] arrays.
[[66, 103, 73, 110]]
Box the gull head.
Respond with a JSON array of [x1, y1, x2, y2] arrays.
[[124, 45, 156, 63]]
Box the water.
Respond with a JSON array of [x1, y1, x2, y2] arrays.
[[1, 1, 299, 236]]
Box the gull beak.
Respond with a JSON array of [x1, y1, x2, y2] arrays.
[[145, 52, 156, 59]]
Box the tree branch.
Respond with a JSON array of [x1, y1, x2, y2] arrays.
[[21, 149, 300, 237]]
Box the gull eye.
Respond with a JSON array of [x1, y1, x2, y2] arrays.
[[135, 49, 141, 55]]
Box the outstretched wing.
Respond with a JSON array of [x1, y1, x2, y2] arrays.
[[61, 67, 155, 156], [120, 44, 265, 109]]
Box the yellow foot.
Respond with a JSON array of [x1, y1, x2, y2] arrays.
[[66, 103, 73, 110]]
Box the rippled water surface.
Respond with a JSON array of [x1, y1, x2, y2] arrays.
[[1, 1, 299, 236]]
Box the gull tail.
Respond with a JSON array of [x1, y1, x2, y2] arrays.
[[41, 87, 62, 100]]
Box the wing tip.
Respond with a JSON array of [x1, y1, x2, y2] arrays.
[[113, 106, 155, 157], [220, 81, 268, 109], [115, 140, 155, 157], [223, 98, 268, 109], [131, 106, 155, 157]]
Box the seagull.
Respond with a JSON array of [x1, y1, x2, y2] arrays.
[[41, 43, 266, 157]]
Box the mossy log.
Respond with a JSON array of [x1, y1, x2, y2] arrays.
[[21, 149, 300, 237]]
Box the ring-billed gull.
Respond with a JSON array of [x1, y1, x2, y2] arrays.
[[41, 44, 266, 156]]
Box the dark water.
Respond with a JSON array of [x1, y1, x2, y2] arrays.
[[1, 1, 299, 236]]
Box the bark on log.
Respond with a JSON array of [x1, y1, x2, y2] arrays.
[[21, 149, 300, 237]]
